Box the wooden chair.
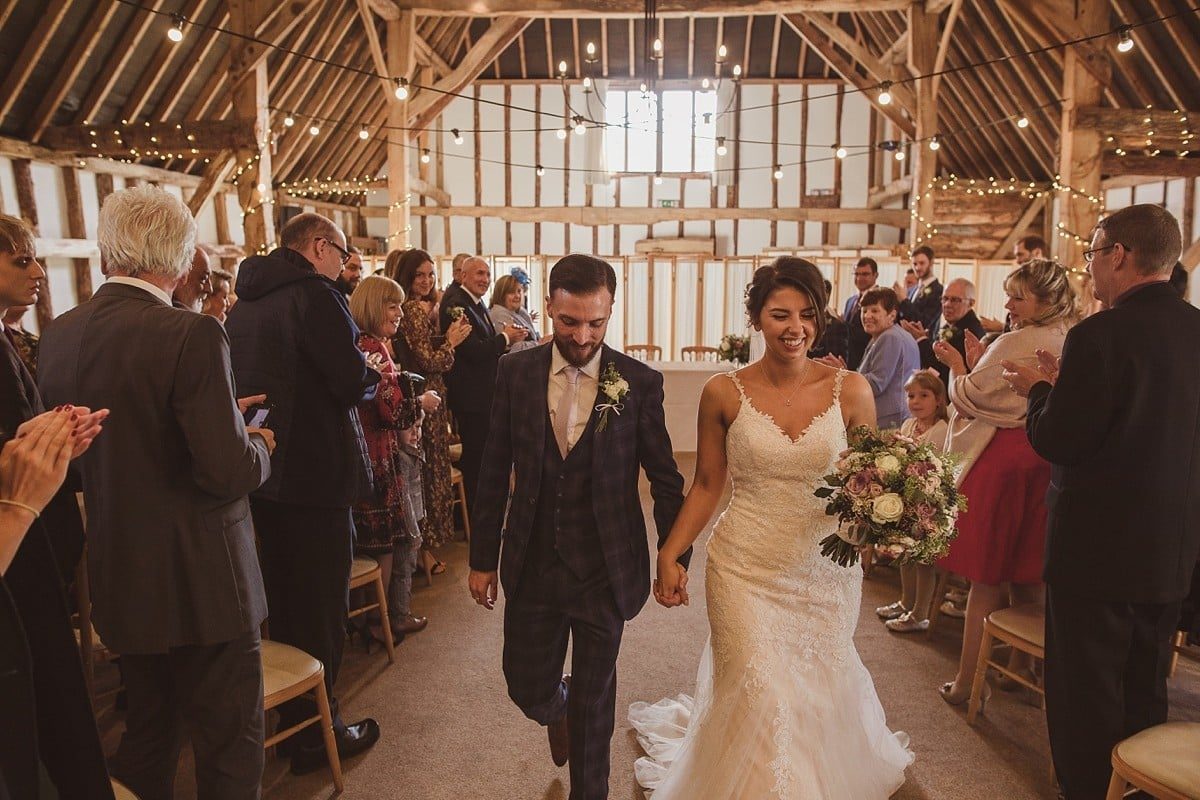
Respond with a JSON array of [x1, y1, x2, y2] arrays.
[[448, 442, 463, 463], [967, 603, 1045, 724], [1105, 721, 1200, 800], [681, 346, 719, 362], [925, 570, 964, 638], [74, 543, 119, 706], [262, 640, 343, 792], [1169, 630, 1197, 678], [450, 466, 471, 542], [347, 556, 395, 664], [624, 344, 661, 361]]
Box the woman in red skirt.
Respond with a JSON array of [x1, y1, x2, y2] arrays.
[[933, 260, 1077, 706]]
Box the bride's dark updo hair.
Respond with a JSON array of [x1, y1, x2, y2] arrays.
[[744, 256, 828, 343]]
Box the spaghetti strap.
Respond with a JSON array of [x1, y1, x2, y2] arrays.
[[726, 370, 748, 399], [833, 368, 846, 401]]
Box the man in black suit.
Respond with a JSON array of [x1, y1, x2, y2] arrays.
[[1002, 204, 1199, 800], [900, 277, 985, 388], [468, 254, 685, 800], [842, 257, 878, 370], [441, 256, 528, 507], [39, 188, 276, 800], [226, 212, 383, 775], [895, 245, 943, 333]]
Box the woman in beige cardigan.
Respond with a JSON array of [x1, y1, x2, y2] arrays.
[[933, 260, 1077, 706]]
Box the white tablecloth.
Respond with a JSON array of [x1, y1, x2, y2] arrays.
[[645, 360, 733, 452]]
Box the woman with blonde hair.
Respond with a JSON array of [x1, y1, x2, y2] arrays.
[[932, 259, 1075, 706]]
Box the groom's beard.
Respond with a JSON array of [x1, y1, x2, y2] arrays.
[[554, 336, 602, 368]]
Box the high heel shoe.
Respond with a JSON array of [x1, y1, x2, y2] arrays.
[[939, 680, 990, 711]]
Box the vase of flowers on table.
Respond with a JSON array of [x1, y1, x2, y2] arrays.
[[717, 333, 750, 364], [815, 426, 965, 567]]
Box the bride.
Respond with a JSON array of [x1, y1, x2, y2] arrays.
[[630, 257, 913, 798]]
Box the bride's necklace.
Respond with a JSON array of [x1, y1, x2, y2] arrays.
[[761, 359, 811, 407]]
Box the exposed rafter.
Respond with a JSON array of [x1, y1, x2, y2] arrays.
[[390, 0, 915, 16]]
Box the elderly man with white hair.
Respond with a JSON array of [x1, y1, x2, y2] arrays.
[[38, 186, 276, 800], [900, 277, 987, 388]]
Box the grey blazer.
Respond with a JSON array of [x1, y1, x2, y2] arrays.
[[488, 304, 541, 352], [38, 282, 271, 655]]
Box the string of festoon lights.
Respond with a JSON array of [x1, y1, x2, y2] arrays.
[[101, 0, 1200, 186]]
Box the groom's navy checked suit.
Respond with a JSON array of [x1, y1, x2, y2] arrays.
[[472, 342, 686, 800]]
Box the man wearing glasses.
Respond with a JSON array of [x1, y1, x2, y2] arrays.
[[842, 256, 879, 370], [900, 277, 985, 387], [225, 212, 384, 775]]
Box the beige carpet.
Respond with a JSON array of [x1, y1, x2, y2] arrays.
[[97, 454, 1200, 799]]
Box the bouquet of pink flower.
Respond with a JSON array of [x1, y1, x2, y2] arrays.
[[815, 426, 965, 567]]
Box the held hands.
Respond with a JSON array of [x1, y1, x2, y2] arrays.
[[469, 569, 499, 610], [654, 556, 689, 608], [900, 320, 928, 342]]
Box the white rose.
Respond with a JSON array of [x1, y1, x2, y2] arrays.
[[870, 493, 905, 524], [874, 454, 902, 477], [929, 455, 944, 474]]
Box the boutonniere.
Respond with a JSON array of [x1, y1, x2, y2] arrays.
[[595, 362, 630, 433], [938, 324, 957, 343], [921, 286, 933, 297], [447, 306, 465, 321], [365, 351, 387, 371]]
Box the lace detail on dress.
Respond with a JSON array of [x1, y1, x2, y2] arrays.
[[630, 365, 912, 799]]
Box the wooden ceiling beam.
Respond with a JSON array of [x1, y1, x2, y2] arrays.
[[283, 65, 381, 182], [1101, 154, 1200, 179], [367, 204, 914, 226], [117, 0, 211, 125], [42, 119, 256, 155], [273, 51, 374, 178], [1147, 0, 1200, 86], [150, 10, 230, 120], [72, 0, 170, 125], [386, 0, 914, 15], [1110, 0, 1188, 111], [0, 135, 202, 187], [0, 0, 73, 123], [998, 0, 1112, 88]]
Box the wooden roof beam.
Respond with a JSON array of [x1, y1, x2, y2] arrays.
[[387, 0, 913, 15], [0, 0, 73, 123], [1101, 154, 1200, 179], [42, 120, 256, 156], [0, 135, 203, 187]]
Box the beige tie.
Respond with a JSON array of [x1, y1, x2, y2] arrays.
[[553, 366, 580, 458]]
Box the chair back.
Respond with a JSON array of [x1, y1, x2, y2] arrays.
[[681, 346, 719, 362], [624, 344, 662, 361]]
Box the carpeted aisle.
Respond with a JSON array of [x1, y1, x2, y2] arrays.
[[99, 455, 1200, 799]]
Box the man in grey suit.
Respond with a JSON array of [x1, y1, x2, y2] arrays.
[[39, 187, 276, 800]]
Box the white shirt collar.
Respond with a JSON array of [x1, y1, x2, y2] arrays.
[[463, 287, 484, 305], [919, 274, 937, 289], [550, 343, 603, 381], [107, 276, 174, 307]]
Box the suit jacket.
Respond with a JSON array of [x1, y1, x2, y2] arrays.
[[917, 309, 986, 388], [440, 282, 508, 415], [39, 283, 272, 654], [470, 343, 687, 620], [1026, 282, 1200, 603], [899, 278, 943, 333], [842, 291, 872, 370], [810, 310, 849, 361]]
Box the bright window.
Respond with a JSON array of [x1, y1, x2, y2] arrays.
[[604, 88, 716, 173]]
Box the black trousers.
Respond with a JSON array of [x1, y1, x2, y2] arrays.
[[453, 407, 490, 513], [503, 559, 624, 800], [110, 630, 264, 800], [1045, 585, 1180, 799], [251, 498, 353, 748]]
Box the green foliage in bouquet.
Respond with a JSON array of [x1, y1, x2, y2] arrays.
[[815, 426, 966, 568], [717, 333, 750, 364]]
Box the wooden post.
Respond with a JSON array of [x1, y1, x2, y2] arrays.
[[1058, 0, 1110, 266], [474, 85, 483, 253], [388, 11, 415, 253], [12, 160, 52, 328], [228, 0, 276, 255], [60, 166, 93, 303], [908, 4, 939, 249]]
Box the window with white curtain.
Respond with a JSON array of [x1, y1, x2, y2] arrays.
[[604, 88, 716, 173]]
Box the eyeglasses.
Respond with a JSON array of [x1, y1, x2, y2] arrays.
[[1082, 243, 1127, 263], [315, 236, 352, 265], [941, 296, 969, 305]]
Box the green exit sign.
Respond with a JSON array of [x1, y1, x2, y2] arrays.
[[660, 199, 677, 208]]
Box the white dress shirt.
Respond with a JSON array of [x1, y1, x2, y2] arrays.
[[106, 276, 173, 306], [547, 345, 602, 451]]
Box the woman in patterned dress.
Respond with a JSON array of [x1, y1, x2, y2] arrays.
[[387, 249, 472, 573]]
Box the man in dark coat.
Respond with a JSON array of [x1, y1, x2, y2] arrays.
[[225, 212, 383, 775], [895, 245, 943, 333], [842, 257, 878, 370], [1002, 204, 1200, 800], [900, 277, 986, 388]]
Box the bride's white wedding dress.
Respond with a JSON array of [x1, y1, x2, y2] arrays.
[[629, 370, 913, 799]]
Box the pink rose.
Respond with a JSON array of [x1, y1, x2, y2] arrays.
[[916, 502, 936, 520], [845, 471, 872, 497], [868, 482, 884, 498]]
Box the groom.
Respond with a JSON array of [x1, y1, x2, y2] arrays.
[[469, 254, 687, 800]]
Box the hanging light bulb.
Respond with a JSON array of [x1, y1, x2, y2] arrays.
[[583, 76, 592, 89], [640, 81, 648, 94], [536, 164, 545, 176], [167, 14, 185, 42], [716, 136, 728, 157], [652, 38, 663, 59], [573, 116, 586, 136], [1117, 26, 1134, 53], [878, 81, 893, 105], [928, 135, 941, 151], [717, 43, 728, 63], [894, 149, 906, 161], [359, 127, 369, 140], [283, 114, 295, 127], [394, 77, 409, 100], [451, 128, 463, 145], [558, 60, 568, 77], [701, 77, 710, 90], [732, 64, 742, 79], [834, 144, 847, 159], [1017, 115, 1030, 129], [256, 182, 267, 193], [556, 127, 568, 140], [653, 173, 663, 185], [421, 149, 431, 164], [309, 124, 320, 136], [773, 165, 783, 180], [585, 41, 597, 63]]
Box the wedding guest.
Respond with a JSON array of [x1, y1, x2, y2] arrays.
[[171, 243, 213, 311], [349, 275, 440, 639], [450, 252, 470, 289], [39, 187, 273, 799], [933, 258, 1075, 707], [441, 256, 528, 508], [1169, 261, 1188, 298], [388, 248, 472, 569], [489, 272, 546, 353], [2, 305, 37, 378], [810, 279, 848, 361], [896, 246, 943, 333], [1014, 234, 1047, 264], [202, 267, 234, 323], [225, 212, 382, 775], [336, 245, 364, 298], [1002, 204, 1198, 800], [842, 257, 878, 369], [901, 278, 985, 388], [821, 287, 918, 430], [876, 371, 949, 633]]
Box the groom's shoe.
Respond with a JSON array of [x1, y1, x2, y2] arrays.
[[548, 675, 571, 767]]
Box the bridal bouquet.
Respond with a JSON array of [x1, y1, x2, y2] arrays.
[[717, 333, 750, 364], [814, 426, 965, 567]]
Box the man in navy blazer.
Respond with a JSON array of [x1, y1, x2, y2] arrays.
[[1003, 204, 1199, 800], [468, 254, 686, 800]]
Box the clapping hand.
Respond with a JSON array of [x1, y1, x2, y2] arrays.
[[16, 405, 109, 460], [900, 320, 928, 342], [963, 330, 985, 371], [1001, 349, 1060, 397], [654, 555, 689, 608], [503, 323, 529, 342], [2, 410, 83, 518], [931, 340, 966, 375], [815, 354, 847, 369]]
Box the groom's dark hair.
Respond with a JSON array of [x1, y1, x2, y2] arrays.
[[548, 254, 617, 298]]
